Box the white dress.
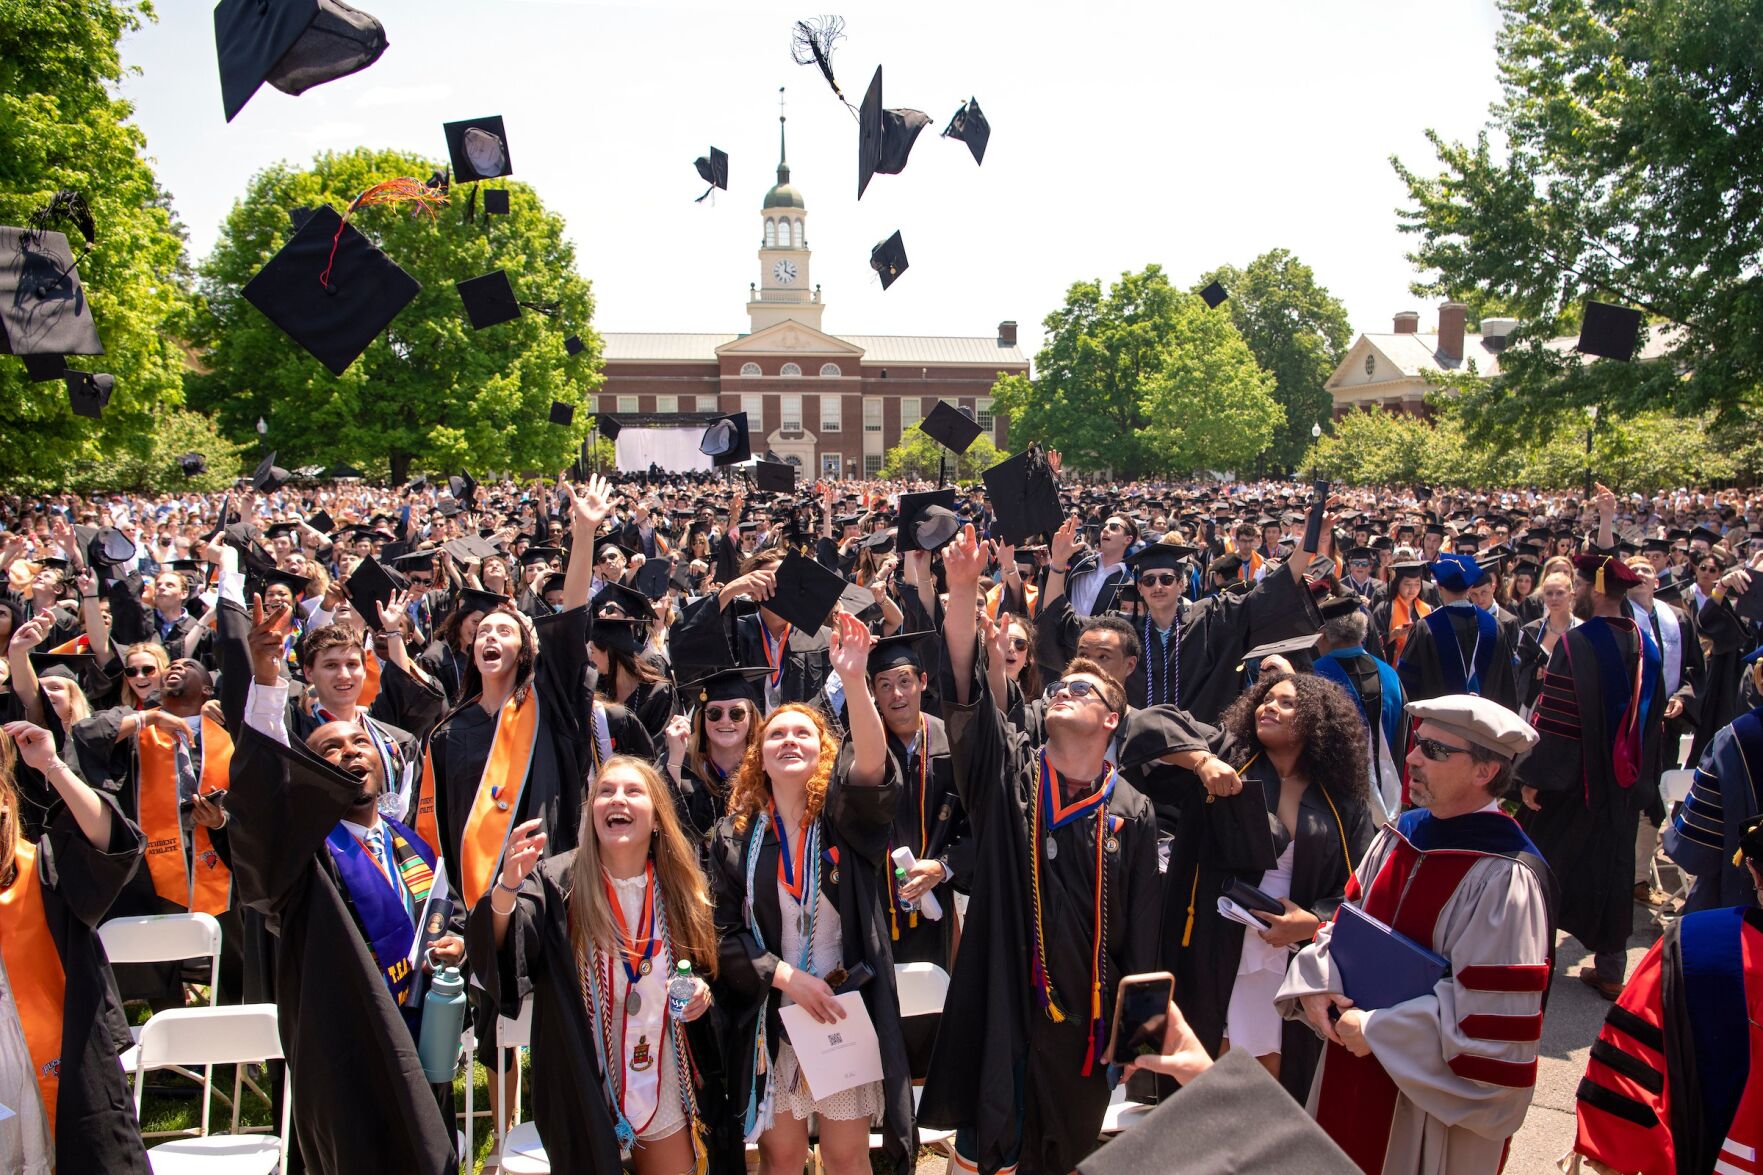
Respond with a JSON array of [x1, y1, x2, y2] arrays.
[[1225, 839, 1296, 1058], [770, 880, 884, 1124], [0, 950, 54, 1174], [606, 873, 685, 1143]]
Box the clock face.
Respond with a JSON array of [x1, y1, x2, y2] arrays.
[[772, 259, 798, 284]]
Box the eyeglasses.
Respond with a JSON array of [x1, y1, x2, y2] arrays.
[[704, 704, 748, 723], [1139, 572, 1180, 588], [1006, 637, 1029, 652], [123, 665, 159, 678], [1043, 678, 1107, 704], [1349, 559, 1372, 568], [1414, 736, 1472, 761]]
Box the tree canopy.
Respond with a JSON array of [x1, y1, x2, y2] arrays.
[[1198, 250, 1351, 470], [880, 426, 1004, 482], [0, 1, 196, 491], [1393, 0, 1763, 439], [990, 264, 1282, 478], [190, 147, 602, 482]]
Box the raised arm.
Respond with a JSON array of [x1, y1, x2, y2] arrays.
[[1042, 514, 1080, 609], [6, 614, 51, 726], [828, 612, 885, 788], [942, 524, 988, 706], [561, 472, 612, 612]]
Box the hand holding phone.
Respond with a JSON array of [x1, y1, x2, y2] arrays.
[[1101, 971, 1175, 1067]]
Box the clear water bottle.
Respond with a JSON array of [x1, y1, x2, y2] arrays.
[[667, 960, 694, 1019]]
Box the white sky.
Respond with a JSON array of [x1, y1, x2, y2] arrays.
[[117, 0, 1505, 361]]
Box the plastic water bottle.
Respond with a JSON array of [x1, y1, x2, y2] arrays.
[[667, 960, 695, 1019], [889, 846, 944, 920], [417, 965, 468, 1083]]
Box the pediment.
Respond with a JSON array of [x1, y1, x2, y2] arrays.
[[717, 321, 864, 357]]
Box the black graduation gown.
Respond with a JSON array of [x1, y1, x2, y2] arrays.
[[707, 744, 914, 1174], [1691, 595, 1755, 763], [1396, 601, 1521, 711], [734, 613, 832, 710], [416, 640, 470, 707], [15, 794, 151, 1173], [1516, 617, 1667, 955], [224, 724, 455, 1174], [621, 678, 677, 744], [917, 646, 1160, 1175]]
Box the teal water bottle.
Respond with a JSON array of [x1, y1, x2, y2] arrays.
[[418, 965, 468, 1083]]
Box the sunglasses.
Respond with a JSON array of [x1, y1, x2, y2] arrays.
[[1414, 736, 1472, 762], [1138, 572, 1181, 588], [704, 704, 748, 723], [1005, 637, 1029, 652], [1043, 678, 1107, 704], [123, 665, 160, 678]]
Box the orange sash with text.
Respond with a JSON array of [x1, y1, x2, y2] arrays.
[[138, 716, 234, 915], [0, 842, 67, 1137], [416, 691, 539, 907]]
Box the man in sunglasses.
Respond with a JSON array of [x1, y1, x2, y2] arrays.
[[1279, 693, 1554, 1175], [1053, 514, 1138, 619]]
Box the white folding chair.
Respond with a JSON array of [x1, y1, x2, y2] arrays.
[[132, 1004, 290, 1174], [1652, 768, 1698, 905], [496, 1000, 550, 1174], [99, 913, 229, 1138], [852, 962, 955, 1158]]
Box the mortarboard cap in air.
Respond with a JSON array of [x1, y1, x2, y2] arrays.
[[694, 147, 728, 201], [870, 230, 909, 290], [766, 551, 846, 633], [896, 489, 957, 554], [178, 452, 207, 477], [252, 451, 290, 492], [64, 371, 114, 419], [456, 269, 521, 330], [1576, 300, 1643, 361], [941, 97, 990, 165], [213, 0, 386, 122], [21, 353, 66, 382], [699, 412, 751, 466], [1199, 280, 1229, 309], [919, 399, 984, 454], [913, 506, 961, 554], [596, 413, 624, 439], [753, 460, 795, 493], [344, 554, 406, 630], [306, 509, 335, 535], [482, 188, 510, 216], [242, 204, 420, 375], [565, 334, 585, 356], [858, 66, 931, 198], [982, 446, 1063, 544], [443, 115, 513, 182], [0, 226, 104, 362], [548, 400, 575, 426], [91, 525, 137, 566]]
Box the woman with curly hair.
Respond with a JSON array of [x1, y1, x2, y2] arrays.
[[1167, 671, 1375, 1101], [708, 613, 915, 1175]]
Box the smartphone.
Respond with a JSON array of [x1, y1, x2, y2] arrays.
[[178, 790, 226, 814], [1101, 971, 1174, 1066]]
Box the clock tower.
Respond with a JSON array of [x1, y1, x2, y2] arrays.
[[747, 112, 823, 332]]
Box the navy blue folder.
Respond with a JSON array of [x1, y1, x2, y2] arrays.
[[1330, 902, 1451, 1011]]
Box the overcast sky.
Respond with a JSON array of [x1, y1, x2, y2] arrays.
[[117, 0, 1506, 360]]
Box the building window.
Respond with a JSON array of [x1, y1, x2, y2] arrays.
[[696, 395, 719, 413], [864, 397, 884, 433], [780, 394, 802, 431], [899, 396, 922, 434], [794, 219, 804, 245], [819, 362, 841, 377], [616, 396, 639, 414], [764, 219, 776, 248], [740, 362, 761, 377], [780, 362, 802, 377], [741, 393, 765, 427], [976, 397, 995, 430], [864, 454, 883, 477], [654, 395, 678, 414], [777, 219, 792, 248], [822, 454, 842, 476], [821, 395, 842, 432]]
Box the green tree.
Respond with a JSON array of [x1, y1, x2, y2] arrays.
[[1392, 0, 1763, 438], [191, 148, 602, 482], [0, 1, 194, 490], [879, 428, 1004, 481], [990, 264, 1281, 477], [1306, 407, 1437, 485], [1198, 250, 1351, 470], [70, 406, 247, 493]]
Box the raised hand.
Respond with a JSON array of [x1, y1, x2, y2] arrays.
[[565, 473, 613, 534], [247, 594, 291, 685], [376, 588, 411, 635], [497, 819, 548, 892], [941, 524, 987, 593], [3, 721, 61, 773], [8, 613, 51, 654], [827, 611, 874, 685], [1050, 514, 1080, 569], [662, 714, 691, 764]]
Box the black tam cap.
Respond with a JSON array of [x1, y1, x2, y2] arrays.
[[21, 353, 66, 382], [753, 460, 795, 492], [213, 0, 387, 122], [565, 334, 585, 356], [683, 665, 770, 706], [858, 66, 931, 198], [259, 566, 313, 597], [694, 147, 728, 201], [29, 650, 97, 681], [454, 587, 508, 618], [982, 446, 1063, 544], [766, 551, 846, 633], [64, 370, 114, 419], [456, 270, 521, 330], [919, 400, 983, 454], [1577, 300, 1644, 361], [548, 400, 575, 426], [241, 204, 421, 376], [1126, 541, 1198, 573], [1199, 280, 1229, 309], [0, 226, 105, 361], [870, 230, 909, 290], [699, 412, 751, 466], [942, 97, 990, 165], [443, 115, 514, 182]]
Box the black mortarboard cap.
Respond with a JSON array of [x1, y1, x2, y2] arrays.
[[252, 451, 290, 492], [28, 650, 97, 681], [443, 115, 513, 182], [454, 587, 507, 617], [683, 665, 770, 706], [941, 97, 990, 165], [913, 505, 961, 554], [259, 566, 313, 597], [482, 188, 510, 216], [178, 451, 207, 477], [870, 230, 909, 290], [897, 489, 957, 554], [753, 460, 795, 492], [859, 528, 896, 555], [565, 334, 585, 356], [1199, 280, 1228, 309], [1126, 541, 1199, 573], [699, 412, 751, 466], [21, 353, 66, 382], [919, 399, 983, 454], [93, 525, 137, 566], [597, 413, 624, 440], [632, 558, 672, 601], [549, 400, 575, 426], [344, 554, 405, 630], [213, 0, 387, 122], [457, 270, 521, 330], [1576, 300, 1644, 361], [767, 551, 846, 633], [694, 147, 729, 197], [64, 370, 114, 419], [1074, 1049, 1359, 1175], [242, 204, 420, 376], [858, 66, 931, 198], [306, 508, 335, 535], [0, 227, 104, 360], [592, 579, 656, 626], [982, 447, 1063, 544], [390, 549, 436, 573], [866, 631, 933, 678], [1689, 524, 1722, 546], [263, 521, 301, 541]]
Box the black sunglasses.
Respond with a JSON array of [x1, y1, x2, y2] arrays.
[[1043, 678, 1106, 703], [1414, 736, 1472, 762], [1139, 572, 1181, 588], [123, 665, 160, 678], [704, 704, 748, 722]]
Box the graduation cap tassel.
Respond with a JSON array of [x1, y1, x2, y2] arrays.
[[26, 190, 96, 247], [319, 178, 448, 289], [790, 16, 849, 106]]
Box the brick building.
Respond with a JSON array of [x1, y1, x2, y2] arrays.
[[597, 118, 1028, 477]]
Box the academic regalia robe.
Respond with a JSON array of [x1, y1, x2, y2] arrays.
[[416, 640, 471, 707], [1690, 595, 1756, 763], [707, 744, 914, 1174], [1314, 647, 1406, 826], [670, 760, 736, 857], [1276, 809, 1557, 1175], [1662, 704, 1763, 913], [669, 599, 833, 710], [917, 648, 1161, 1175], [2, 795, 150, 1173], [1396, 602, 1520, 712], [620, 677, 677, 744], [1517, 616, 1667, 959], [1371, 594, 1432, 667], [224, 723, 455, 1175]]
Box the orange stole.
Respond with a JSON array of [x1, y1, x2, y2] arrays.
[[138, 717, 235, 915], [1388, 595, 1433, 662], [359, 649, 382, 707], [0, 842, 67, 1137], [452, 693, 540, 908], [46, 635, 89, 655]]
